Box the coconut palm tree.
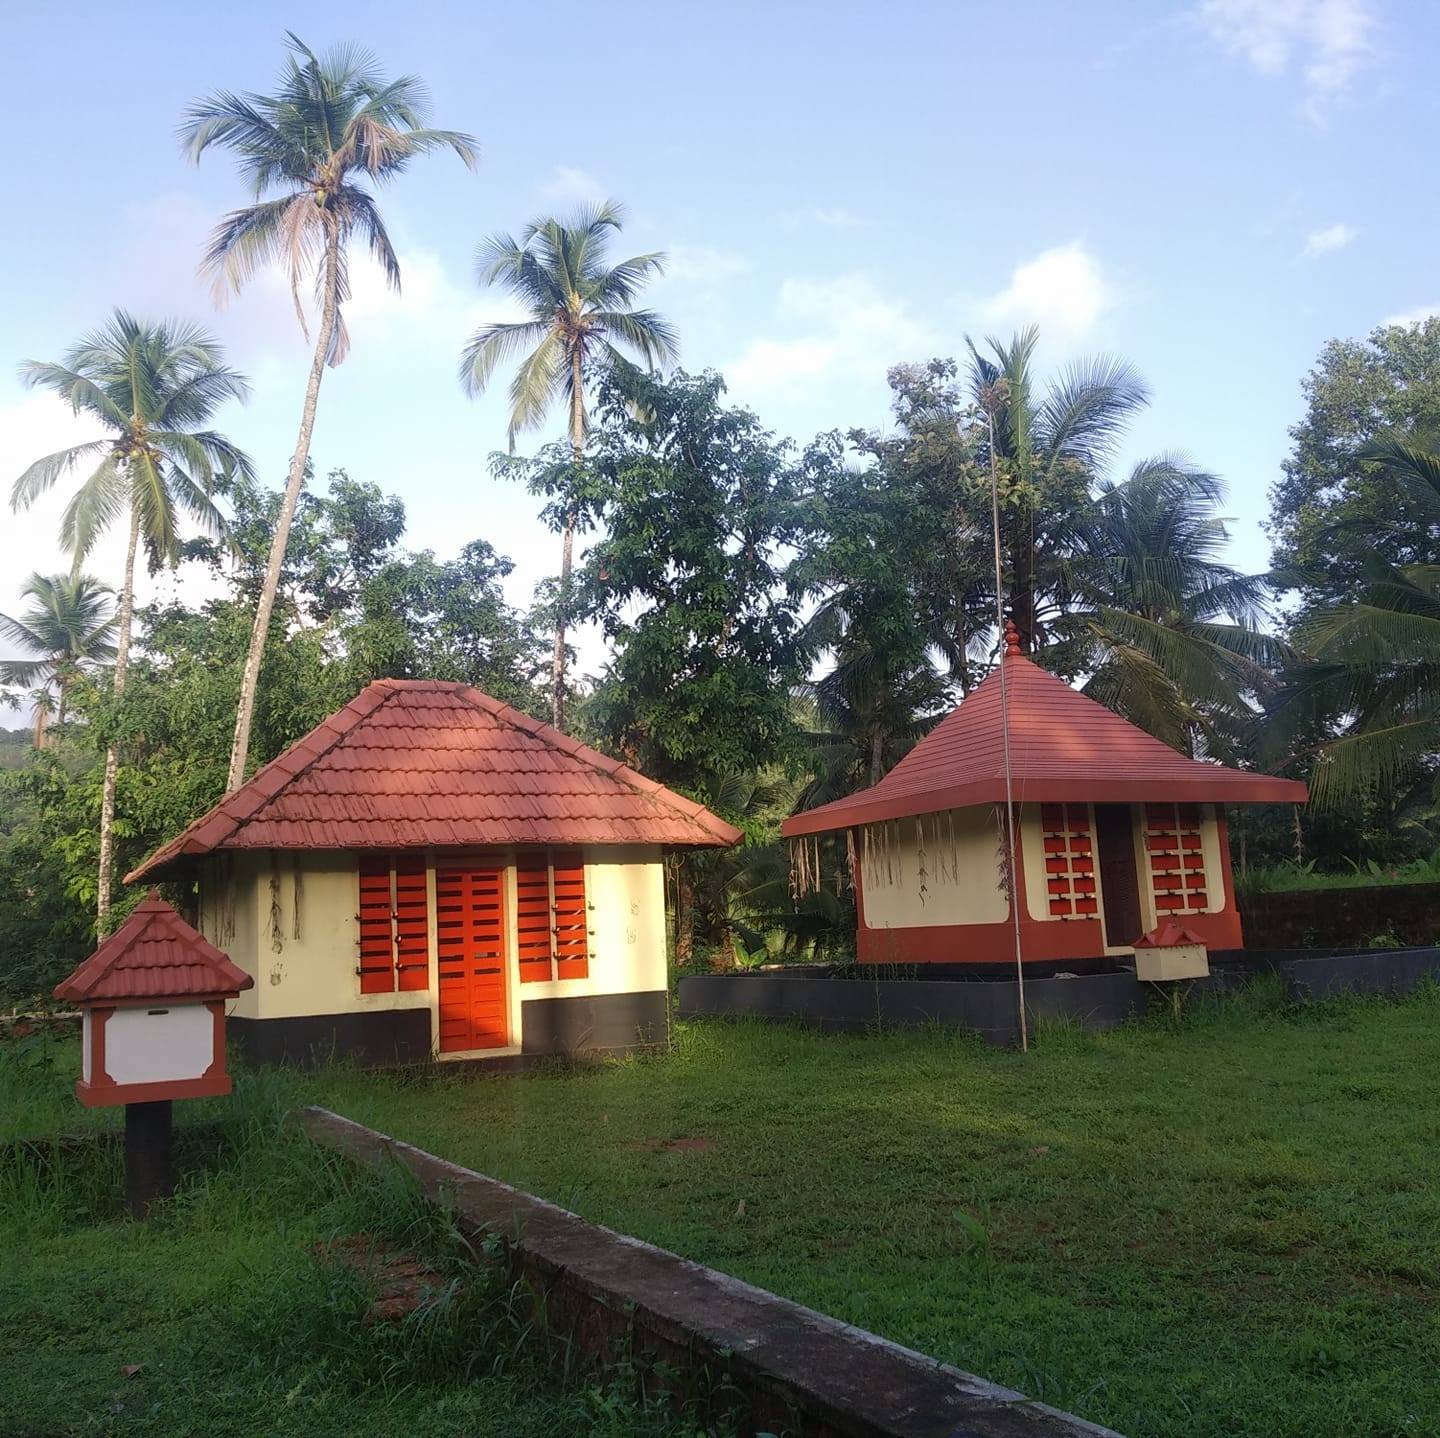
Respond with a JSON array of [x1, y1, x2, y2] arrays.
[[967, 326, 1150, 654], [12, 311, 249, 924], [460, 201, 678, 729], [182, 33, 477, 789], [1065, 460, 1288, 756], [0, 572, 117, 745]]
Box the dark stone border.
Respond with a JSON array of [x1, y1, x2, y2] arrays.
[[297, 1106, 1122, 1438], [676, 947, 1440, 1047]]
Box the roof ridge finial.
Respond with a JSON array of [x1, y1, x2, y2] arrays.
[[1003, 618, 1022, 657]]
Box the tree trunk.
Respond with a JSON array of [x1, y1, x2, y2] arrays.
[[674, 858, 695, 966], [1009, 505, 1038, 655], [870, 727, 885, 786], [226, 223, 340, 791], [32, 702, 48, 750], [96, 501, 141, 929], [550, 349, 585, 731]]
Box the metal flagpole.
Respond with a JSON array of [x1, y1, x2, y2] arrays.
[[986, 404, 1029, 1052]]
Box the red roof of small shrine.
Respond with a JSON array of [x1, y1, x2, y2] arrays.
[[782, 644, 1307, 838], [54, 891, 253, 1003], [1134, 923, 1208, 949], [128, 680, 741, 882]]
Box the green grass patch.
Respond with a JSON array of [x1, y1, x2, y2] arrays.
[[0, 1055, 721, 1437], [1237, 850, 1440, 894], [9, 985, 1440, 1437], [287, 986, 1438, 1438]]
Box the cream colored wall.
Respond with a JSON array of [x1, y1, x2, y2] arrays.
[[859, 810, 1009, 929], [197, 844, 669, 1051], [198, 852, 264, 1019], [1019, 803, 1227, 939]]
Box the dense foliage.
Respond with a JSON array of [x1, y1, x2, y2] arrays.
[[8, 317, 1440, 1003]]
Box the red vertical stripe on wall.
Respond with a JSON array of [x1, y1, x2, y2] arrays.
[[550, 851, 589, 979], [357, 859, 395, 993], [516, 860, 553, 982], [393, 857, 430, 992]]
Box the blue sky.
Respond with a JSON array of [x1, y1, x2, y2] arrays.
[[3, 0, 1437, 675]]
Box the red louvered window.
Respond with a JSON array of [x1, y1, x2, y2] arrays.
[[1144, 804, 1209, 914], [1039, 804, 1098, 919], [515, 861, 553, 983], [356, 855, 432, 994], [516, 851, 591, 982]]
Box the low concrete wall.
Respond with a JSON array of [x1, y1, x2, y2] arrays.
[[297, 1106, 1122, 1438], [1240, 883, 1440, 949], [677, 947, 1440, 1047]]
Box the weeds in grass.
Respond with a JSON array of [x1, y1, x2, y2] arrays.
[[1237, 849, 1440, 894], [0, 1057, 739, 1437]]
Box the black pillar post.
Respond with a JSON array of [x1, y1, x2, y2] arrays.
[[124, 1099, 173, 1219]]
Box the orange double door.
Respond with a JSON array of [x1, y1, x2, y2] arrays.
[[434, 864, 510, 1053]]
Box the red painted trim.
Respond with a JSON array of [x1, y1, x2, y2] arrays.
[[78, 999, 233, 1108], [75, 1071, 232, 1109]]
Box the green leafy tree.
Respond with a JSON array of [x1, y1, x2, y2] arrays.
[[460, 201, 677, 730], [0, 573, 117, 745], [1276, 436, 1440, 808], [573, 369, 810, 961], [1269, 319, 1440, 611], [578, 369, 807, 782], [183, 32, 477, 790], [790, 454, 954, 793], [12, 311, 248, 925], [1064, 463, 1288, 756]]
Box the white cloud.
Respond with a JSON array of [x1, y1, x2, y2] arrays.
[[1382, 304, 1440, 328], [538, 165, 608, 206], [781, 206, 866, 231], [661, 243, 752, 289], [977, 243, 1112, 341], [1196, 0, 1377, 121], [1302, 220, 1359, 257], [727, 274, 932, 398]]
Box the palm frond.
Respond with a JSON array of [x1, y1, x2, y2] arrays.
[[58, 457, 127, 560], [459, 319, 555, 399], [10, 440, 110, 511]]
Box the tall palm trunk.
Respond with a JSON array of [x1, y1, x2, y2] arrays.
[[32, 703, 49, 750], [227, 222, 339, 791], [550, 348, 585, 731], [96, 501, 141, 928]]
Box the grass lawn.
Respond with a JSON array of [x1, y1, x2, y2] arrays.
[[7, 982, 1439, 1437], [0, 1062, 710, 1438], [295, 984, 1439, 1438]]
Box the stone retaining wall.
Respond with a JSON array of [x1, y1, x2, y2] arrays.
[[677, 947, 1440, 1047], [1239, 883, 1440, 949], [297, 1106, 1123, 1438]]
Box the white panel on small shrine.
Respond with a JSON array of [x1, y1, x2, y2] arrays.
[[105, 1006, 214, 1085]]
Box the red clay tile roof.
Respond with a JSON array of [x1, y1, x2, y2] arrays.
[[782, 650, 1308, 838], [127, 680, 741, 882], [54, 891, 253, 1003]]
